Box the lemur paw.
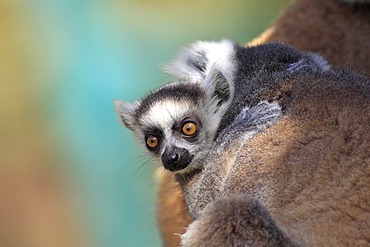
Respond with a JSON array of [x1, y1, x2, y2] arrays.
[[181, 195, 298, 247]]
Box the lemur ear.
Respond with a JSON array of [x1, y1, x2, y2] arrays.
[[203, 68, 230, 106], [164, 39, 237, 82], [114, 100, 138, 131]]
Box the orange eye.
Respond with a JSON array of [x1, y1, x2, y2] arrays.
[[146, 136, 158, 149], [181, 122, 197, 136]]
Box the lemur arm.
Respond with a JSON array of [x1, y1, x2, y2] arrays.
[[181, 195, 299, 247]]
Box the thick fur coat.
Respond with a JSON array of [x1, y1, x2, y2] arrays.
[[176, 66, 370, 246], [154, 0, 370, 246]]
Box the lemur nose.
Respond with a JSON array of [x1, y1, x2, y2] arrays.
[[162, 147, 193, 172], [169, 153, 180, 163]]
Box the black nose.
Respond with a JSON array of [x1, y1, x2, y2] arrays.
[[161, 147, 194, 172], [169, 153, 179, 163]]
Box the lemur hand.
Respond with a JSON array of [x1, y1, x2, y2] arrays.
[[181, 195, 299, 247]]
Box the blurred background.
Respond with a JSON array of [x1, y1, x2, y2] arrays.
[[0, 0, 290, 246]]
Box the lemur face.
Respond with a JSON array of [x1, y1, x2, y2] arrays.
[[133, 97, 206, 172], [115, 72, 231, 173]]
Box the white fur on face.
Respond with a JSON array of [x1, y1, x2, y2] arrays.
[[140, 100, 191, 131], [138, 99, 192, 158]]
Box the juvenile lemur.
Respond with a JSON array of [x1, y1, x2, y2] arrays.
[[115, 41, 329, 174], [115, 40, 370, 246]]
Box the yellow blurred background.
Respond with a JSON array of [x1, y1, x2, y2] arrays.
[[0, 0, 290, 246]]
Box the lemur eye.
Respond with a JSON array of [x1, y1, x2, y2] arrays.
[[181, 122, 197, 136], [146, 135, 159, 149]]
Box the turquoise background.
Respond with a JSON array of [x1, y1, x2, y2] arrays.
[[3, 1, 290, 246]]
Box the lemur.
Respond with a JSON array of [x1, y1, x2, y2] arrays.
[[115, 40, 370, 246], [154, 0, 370, 246]]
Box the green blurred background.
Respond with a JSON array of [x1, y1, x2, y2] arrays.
[[0, 0, 290, 246]]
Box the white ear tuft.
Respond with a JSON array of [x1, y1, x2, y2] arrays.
[[164, 39, 237, 83], [114, 100, 138, 130]]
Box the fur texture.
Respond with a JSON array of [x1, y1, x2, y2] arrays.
[[155, 1, 370, 246], [159, 39, 370, 246], [181, 195, 299, 247], [117, 40, 370, 246], [176, 67, 370, 246], [250, 0, 370, 77]]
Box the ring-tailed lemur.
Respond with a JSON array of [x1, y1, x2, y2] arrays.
[[115, 40, 370, 246], [115, 40, 329, 174]]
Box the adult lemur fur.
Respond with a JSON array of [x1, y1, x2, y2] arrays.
[[116, 39, 370, 246]]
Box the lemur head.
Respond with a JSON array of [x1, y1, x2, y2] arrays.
[[115, 69, 232, 173], [115, 40, 237, 173]]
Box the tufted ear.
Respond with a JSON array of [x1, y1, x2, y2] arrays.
[[203, 68, 231, 108], [164, 39, 237, 83], [114, 100, 138, 131]]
